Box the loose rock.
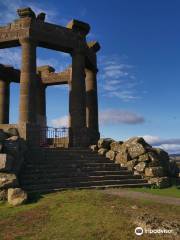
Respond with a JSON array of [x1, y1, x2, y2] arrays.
[[0, 173, 18, 189], [8, 188, 27, 206]]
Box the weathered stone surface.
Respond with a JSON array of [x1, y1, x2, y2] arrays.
[[89, 145, 98, 152], [169, 160, 179, 177], [145, 167, 164, 177], [0, 189, 7, 201], [148, 177, 171, 188], [138, 153, 150, 162], [98, 138, 114, 150], [0, 129, 8, 142], [134, 162, 147, 173], [0, 154, 14, 172], [7, 128, 19, 137], [4, 137, 20, 156], [8, 188, 27, 206], [124, 137, 151, 159], [106, 150, 116, 161], [128, 143, 147, 159], [110, 141, 123, 152], [0, 144, 3, 153], [126, 159, 138, 171], [115, 150, 130, 164], [0, 173, 18, 189], [98, 148, 108, 156]]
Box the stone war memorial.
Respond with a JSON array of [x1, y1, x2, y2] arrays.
[[0, 7, 179, 205]]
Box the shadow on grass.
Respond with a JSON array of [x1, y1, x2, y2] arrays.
[[27, 192, 44, 204]]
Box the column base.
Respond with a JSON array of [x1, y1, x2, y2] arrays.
[[18, 123, 41, 149], [69, 127, 100, 147], [88, 128, 100, 145]]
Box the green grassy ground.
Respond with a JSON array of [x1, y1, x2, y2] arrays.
[[0, 189, 179, 240], [128, 186, 180, 198]]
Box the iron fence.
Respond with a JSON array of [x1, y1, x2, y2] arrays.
[[40, 127, 69, 148]]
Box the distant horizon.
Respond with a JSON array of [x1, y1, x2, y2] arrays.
[[0, 0, 180, 154]]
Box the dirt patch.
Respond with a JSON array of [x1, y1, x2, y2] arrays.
[[103, 188, 180, 206], [0, 206, 49, 240]]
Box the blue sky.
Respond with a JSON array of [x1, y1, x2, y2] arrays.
[[0, 0, 180, 153]]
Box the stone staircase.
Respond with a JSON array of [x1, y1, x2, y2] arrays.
[[19, 148, 150, 193]]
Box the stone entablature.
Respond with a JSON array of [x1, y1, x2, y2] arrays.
[[0, 7, 101, 147]]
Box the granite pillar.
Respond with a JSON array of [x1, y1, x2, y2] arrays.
[[0, 79, 10, 124], [69, 49, 87, 147], [85, 68, 100, 143], [19, 38, 37, 124]]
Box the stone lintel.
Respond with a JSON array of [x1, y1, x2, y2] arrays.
[[41, 67, 71, 86], [0, 64, 20, 83], [66, 19, 90, 36], [37, 65, 55, 75]]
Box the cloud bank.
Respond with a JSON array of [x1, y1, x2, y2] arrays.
[[98, 55, 142, 101], [51, 109, 145, 128], [143, 135, 180, 154]]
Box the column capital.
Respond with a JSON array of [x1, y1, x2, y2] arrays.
[[19, 37, 38, 46]]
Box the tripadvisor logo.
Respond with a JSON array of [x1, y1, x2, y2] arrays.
[[135, 227, 144, 236], [135, 227, 174, 236]]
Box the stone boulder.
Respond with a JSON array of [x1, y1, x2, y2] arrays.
[[0, 173, 18, 189], [145, 167, 164, 177], [110, 141, 123, 152], [126, 159, 138, 171], [98, 148, 108, 156], [148, 177, 171, 188], [7, 128, 19, 137], [151, 148, 170, 173], [0, 189, 7, 201], [169, 160, 179, 177], [106, 150, 116, 161], [98, 138, 114, 150], [4, 136, 21, 157], [134, 162, 147, 173], [8, 188, 27, 206], [138, 153, 150, 162], [0, 154, 14, 172], [89, 145, 98, 152], [124, 137, 151, 159], [115, 149, 130, 165]]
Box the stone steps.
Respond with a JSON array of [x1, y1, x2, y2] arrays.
[[26, 183, 151, 194], [21, 174, 142, 184], [21, 170, 132, 178], [21, 179, 149, 191], [19, 149, 150, 193]]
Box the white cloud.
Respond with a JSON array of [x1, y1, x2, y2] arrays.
[[0, 48, 21, 67], [51, 115, 68, 128], [0, 47, 70, 70], [142, 135, 180, 154], [51, 109, 144, 128], [100, 109, 144, 125], [98, 55, 141, 101]]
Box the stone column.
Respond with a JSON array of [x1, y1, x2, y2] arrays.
[[85, 68, 100, 144], [69, 49, 87, 147], [67, 19, 90, 147], [37, 82, 47, 127], [0, 79, 10, 124], [19, 38, 37, 124]]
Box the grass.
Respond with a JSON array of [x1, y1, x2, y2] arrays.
[[0, 189, 179, 240], [127, 186, 180, 198]]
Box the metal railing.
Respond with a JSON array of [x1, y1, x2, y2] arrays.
[[40, 127, 69, 148]]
